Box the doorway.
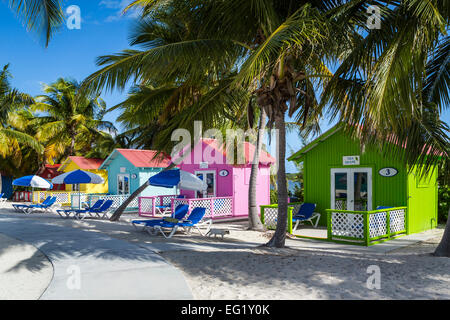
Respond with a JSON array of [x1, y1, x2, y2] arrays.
[[117, 174, 130, 195], [331, 168, 372, 211], [195, 171, 216, 198]]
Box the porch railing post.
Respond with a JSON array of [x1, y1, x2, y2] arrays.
[[364, 212, 370, 246], [210, 198, 214, 218], [386, 209, 391, 240], [260, 206, 265, 224], [287, 206, 293, 234], [138, 197, 142, 216], [326, 210, 332, 240], [152, 197, 156, 217]]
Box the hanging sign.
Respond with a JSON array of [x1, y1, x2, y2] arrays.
[[379, 168, 398, 177], [343, 156, 360, 166]]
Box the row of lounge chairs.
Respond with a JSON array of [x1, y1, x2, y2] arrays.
[[11, 196, 113, 220], [132, 204, 212, 239], [12, 196, 57, 213]]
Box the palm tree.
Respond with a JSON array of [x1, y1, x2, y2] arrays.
[[32, 78, 117, 162], [83, 3, 253, 221], [87, 0, 448, 249], [0, 64, 43, 176], [7, 0, 64, 47]]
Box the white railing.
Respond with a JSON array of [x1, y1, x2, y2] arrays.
[[33, 191, 87, 206], [138, 195, 234, 219], [77, 194, 139, 212]]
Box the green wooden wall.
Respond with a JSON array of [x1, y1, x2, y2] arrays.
[[295, 129, 437, 233]]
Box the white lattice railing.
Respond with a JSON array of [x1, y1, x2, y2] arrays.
[[138, 195, 234, 219], [138, 195, 179, 217], [77, 194, 139, 212], [32, 191, 87, 206], [260, 202, 303, 230], [173, 197, 233, 219], [326, 207, 407, 245]]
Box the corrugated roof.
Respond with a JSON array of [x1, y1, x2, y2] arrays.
[[67, 156, 104, 170], [115, 149, 172, 168]]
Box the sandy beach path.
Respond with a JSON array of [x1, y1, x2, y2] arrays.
[[0, 209, 193, 300]]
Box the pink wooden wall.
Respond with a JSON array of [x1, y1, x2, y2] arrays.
[[177, 140, 272, 216]]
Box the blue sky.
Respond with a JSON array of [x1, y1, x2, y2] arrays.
[[1, 1, 448, 173]]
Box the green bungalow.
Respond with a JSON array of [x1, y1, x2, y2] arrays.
[[262, 125, 439, 246]]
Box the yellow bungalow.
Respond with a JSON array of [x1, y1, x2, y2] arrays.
[[58, 156, 108, 194]]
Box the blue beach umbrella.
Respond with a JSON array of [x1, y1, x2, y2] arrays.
[[13, 175, 53, 189], [51, 169, 104, 185], [149, 169, 207, 192], [52, 170, 104, 208]]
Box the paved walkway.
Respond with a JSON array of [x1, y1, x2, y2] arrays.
[[0, 213, 193, 299]]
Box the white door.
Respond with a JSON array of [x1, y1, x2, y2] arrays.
[[195, 171, 216, 198], [331, 168, 372, 211], [117, 174, 130, 195]]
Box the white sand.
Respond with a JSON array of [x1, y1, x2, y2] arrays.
[[0, 203, 449, 300]]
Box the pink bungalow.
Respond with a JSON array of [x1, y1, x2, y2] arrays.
[[138, 138, 275, 220]]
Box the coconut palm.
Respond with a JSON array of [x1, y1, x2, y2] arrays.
[[32, 78, 117, 162], [7, 0, 64, 47], [0, 64, 43, 165], [87, 0, 448, 248]]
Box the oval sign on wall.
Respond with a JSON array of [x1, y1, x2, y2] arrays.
[[219, 169, 229, 177], [379, 168, 398, 177]]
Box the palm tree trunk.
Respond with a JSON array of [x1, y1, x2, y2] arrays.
[[265, 113, 288, 248], [110, 163, 177, 221], [110, 180, 150, 221], [434, 208, 450, 257], [248, 108, 267, 231]]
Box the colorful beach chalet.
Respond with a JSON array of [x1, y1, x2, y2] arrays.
[[281, 125, 439, 245], [58, 156, 108, 194], [139, 139, 275, 219], [99, 149, 176, 197], [38, 164, 65, 191]]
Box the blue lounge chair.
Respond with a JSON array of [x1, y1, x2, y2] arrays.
[[22, 197, 57, 214], [12, 196, 51, 212], [150, 207, 212, 238], [155, 195, 186, 215], [56, 199, 104, 219], [69, 200, 114, 220], [292, 203, 321, 229], [131, 204, 190, 230]]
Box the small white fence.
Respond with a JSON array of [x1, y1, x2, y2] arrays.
[[74, 194, 139, 212], [138, 195, 234, 219], [33, 191, 87, 206]]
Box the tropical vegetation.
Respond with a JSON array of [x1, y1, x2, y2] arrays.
[[1, 0, 448, 254]]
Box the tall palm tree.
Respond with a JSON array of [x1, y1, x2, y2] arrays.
[[87, 0, 448, 248], [83, 3, 253, 221], [0, 64, 43, 176], [7, 0, 64, 46], [32, 78, 117, 162]]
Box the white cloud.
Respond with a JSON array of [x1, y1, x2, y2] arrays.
[[99, 0, 140, 22]]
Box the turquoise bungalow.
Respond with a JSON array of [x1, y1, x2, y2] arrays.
[[99, 149, 177, 197]]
